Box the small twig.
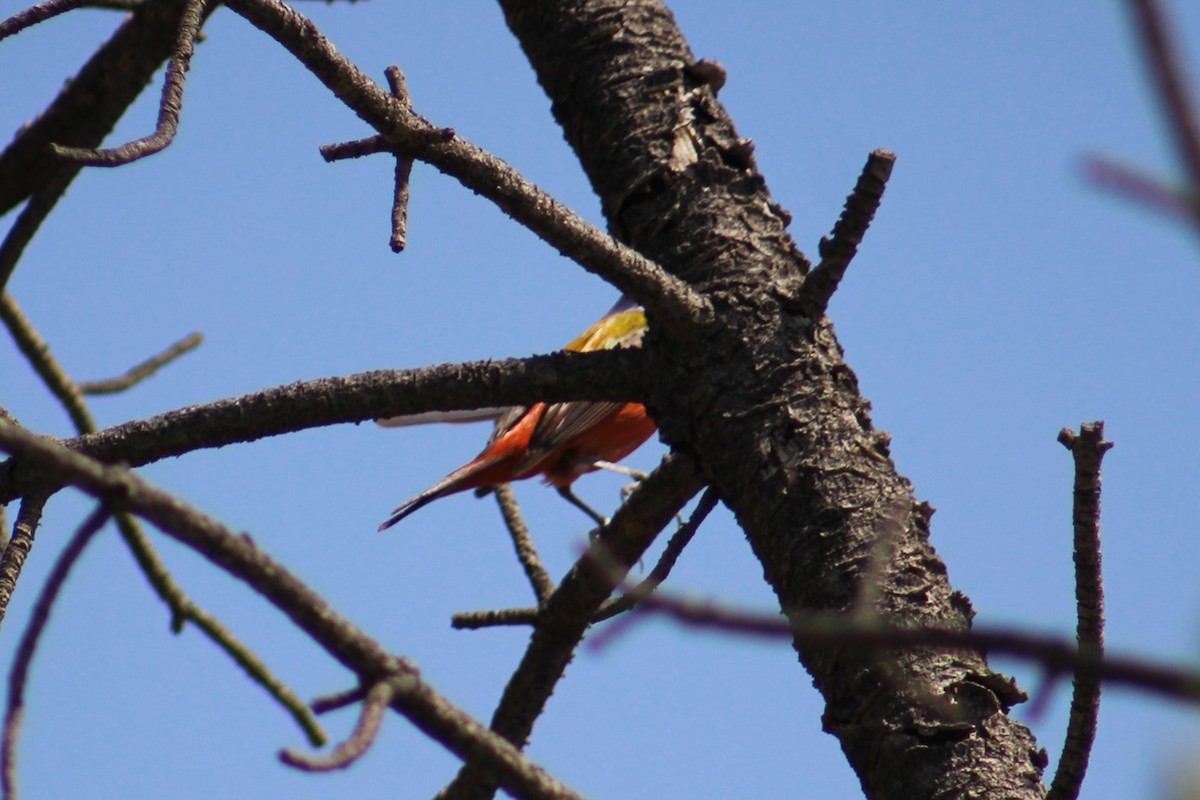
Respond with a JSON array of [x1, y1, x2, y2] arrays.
[[78, 331, 204, 395], [0, 491, 50, 631], [0, 167, 76, 294], [310, 686, 366, 715], [0, 0, 95, 41], [606, 588, 1200, 706], [797, 149, 895, 316], [451, 606, 539, 630], [2, 504, 112, 800], [280, 679, 393, 772], [1047, 423, 1111, 800], [592, 487, 718, 622], [319, 136, 390, 161], [492, 484, 555, 604], [1125, 0, 1200, 231], [184, 596, 326, 746], [0, 295, 95, 432], [50, 0, 209, 166], [1080, 153, 1200, 222], [385, 66, 415, 253]]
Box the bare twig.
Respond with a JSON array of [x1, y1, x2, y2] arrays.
[[49, 0, 210, 166], [798, 149, 895, 316], [451, 607, 539, 630], [310, 686, 366, 714], [592, 487, 719, 622], [0, 295, 95, 432], [78, 332, 204, 395], [605, 589, 1200, 707], [0, 492, 50, 630], [0, 0, 98, 41], [2, 504, 111, 800], [0, 424, 585, 800], [1125, 0, 1200, 232], [1080, 154, 1200, 221], [280, 679, 393, 772], [0, 169, 76, 295], [1047, 423, 1111, 800], [319, 136, 390, 161], [385, 65, 415, 253], [225, 0, 712, 336], [492, 484, 555, 604], [438, 452, 705, 799]]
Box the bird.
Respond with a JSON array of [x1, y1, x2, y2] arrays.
[[377, 298, 655, 531]]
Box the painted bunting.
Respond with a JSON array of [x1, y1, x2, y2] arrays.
[[378, 299, 655, 530]]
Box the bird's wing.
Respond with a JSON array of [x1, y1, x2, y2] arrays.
[[375, 407, 513, 428]]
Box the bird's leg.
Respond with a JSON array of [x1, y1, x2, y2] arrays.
[[557, 486, 609, 528], [593, 460, 647, 504], [592, 460, 648, 481]]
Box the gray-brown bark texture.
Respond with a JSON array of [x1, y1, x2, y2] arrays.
[[495, 1, 1046, 797]]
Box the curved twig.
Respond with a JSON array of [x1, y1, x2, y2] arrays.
[[0, 0, 97, 41], [49, 0, 209, 166], [78, 332, 204, 395], [492, 484, 555, 604], [1047, 423, 1110, 800], [280, 679, 394, 772], [2, 504, 111, 800]]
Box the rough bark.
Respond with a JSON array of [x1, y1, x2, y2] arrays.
[[496, 1, 1046, 796]]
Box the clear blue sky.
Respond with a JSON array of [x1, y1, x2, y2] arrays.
[[3, 2, 1200, 798]]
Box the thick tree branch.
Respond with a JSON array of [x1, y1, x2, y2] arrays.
[[495, 2, 1042, 797], [0, 348, 649, 505]]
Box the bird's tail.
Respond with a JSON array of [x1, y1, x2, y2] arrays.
[[377, 453, 510, 531]]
